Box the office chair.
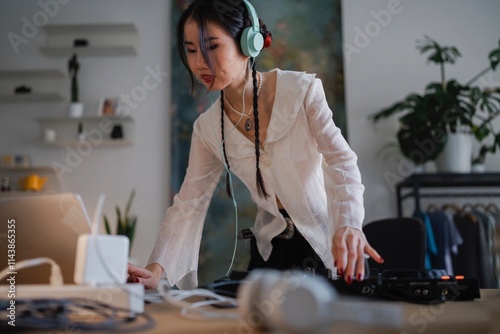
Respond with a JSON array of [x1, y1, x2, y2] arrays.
[[363, 217, 426, 272]]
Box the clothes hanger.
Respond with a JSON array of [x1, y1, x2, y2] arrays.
[[442, 203, 478, 223], [441, 203, 461, 213], [426, 203, 438, 212], [485, 203, 500, 213], [461, 203, 475, 212], [472, 203, 486, 210]]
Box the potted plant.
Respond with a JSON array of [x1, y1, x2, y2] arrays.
[[371, 36, 500, 172], [103, 189, 138, 256], [68, 53, 84, 117]]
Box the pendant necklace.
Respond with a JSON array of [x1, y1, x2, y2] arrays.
[[224, 72, 262, 131]]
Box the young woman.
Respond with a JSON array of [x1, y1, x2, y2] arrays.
[[128, 0, 383, 290]]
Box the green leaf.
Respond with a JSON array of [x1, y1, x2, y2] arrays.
[[488, 47, 500, 70], [103, 215, 111, 235], [124, 188, 136, 219]]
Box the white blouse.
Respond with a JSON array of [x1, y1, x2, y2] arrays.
[[149, 68, 365, 289]]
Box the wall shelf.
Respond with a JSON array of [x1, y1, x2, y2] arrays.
[[40, 23, 138, 57], [0, 69, 67, 102], [37, 116, 134, 147], [0, 166, 63, 196]]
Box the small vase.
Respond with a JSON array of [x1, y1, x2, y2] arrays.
[[69, 102, 84, 118]]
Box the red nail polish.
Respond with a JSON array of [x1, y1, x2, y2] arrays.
[[134, 277, 139, 283], [346, 275, 353, 286], [357, 273, 364, 281], [338, 268, 344, 276]]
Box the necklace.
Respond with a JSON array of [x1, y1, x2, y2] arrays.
[[224, 72, 262, 131]]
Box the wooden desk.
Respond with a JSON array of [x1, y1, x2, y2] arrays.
[[143, 289, 500, 334]]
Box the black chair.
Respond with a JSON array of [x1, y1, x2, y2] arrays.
[[363, 217, 426, 271]]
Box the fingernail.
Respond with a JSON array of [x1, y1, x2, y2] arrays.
[[357, 273, 364, 281], [134, 277, 139, 283], [380, 258, 385, 263], [346, 275, 353, 286], [338, 268, 344, 276]]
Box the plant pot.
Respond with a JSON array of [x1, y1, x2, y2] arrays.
[[435, 132, 472, 173], [69, 102, 84, 118]]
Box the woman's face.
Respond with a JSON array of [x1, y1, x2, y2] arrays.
[[184, 18, 247, 91]]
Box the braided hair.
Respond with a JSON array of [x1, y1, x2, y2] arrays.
[[220, 60, 269, 199]]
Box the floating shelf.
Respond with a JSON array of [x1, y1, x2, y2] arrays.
[[0, 166, 63, 196], [0, 69, 67, 102], [40, 23, 139, 57], [37, 116, 134, 147]]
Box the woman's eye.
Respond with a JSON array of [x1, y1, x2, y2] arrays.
[[186, 49, 196, 54], [209, 44, 219, 50]]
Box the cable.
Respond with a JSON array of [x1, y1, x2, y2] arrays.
[[208, 61, 255, 278], [158, 287, 240, 321], [0, 257, 63, 286], [0, 298, 155, 332]]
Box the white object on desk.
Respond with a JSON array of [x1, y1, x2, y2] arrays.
[[74, 194, 129, 286]]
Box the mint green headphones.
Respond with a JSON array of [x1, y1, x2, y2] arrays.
[[240, 0, 264, 58]]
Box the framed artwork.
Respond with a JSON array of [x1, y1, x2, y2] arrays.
[[170, 0, 345, 286], [97, 97, 121, 116]]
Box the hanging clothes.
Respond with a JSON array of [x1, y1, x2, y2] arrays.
[[451, 212, 496, 288], [413, 210, 437, 270], [486, 206, 500, 288], [427, 209, 463, 275], [472, 209, 498, 288]]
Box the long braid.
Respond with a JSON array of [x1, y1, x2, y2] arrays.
[[220, 90, 232, 197], [252, 61, 269, 198]]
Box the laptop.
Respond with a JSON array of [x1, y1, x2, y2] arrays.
[[0, 193, 91, 285]]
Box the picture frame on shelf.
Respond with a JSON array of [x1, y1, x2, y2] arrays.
[[97, 97, 123, 117]]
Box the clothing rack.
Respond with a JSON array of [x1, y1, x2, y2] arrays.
[[396, 173, 500, 216]]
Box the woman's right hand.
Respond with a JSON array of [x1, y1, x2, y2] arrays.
[[127, 262, 163, 290]]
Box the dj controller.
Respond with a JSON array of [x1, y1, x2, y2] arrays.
[[208, 268, 480, 304]]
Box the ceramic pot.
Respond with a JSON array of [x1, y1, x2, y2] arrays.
[[69, 102, 84, 118], [435, 132, 472, 173]]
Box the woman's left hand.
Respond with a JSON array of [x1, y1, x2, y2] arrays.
[[332, 226, 383, 284]]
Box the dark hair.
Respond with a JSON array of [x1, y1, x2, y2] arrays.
[[178, 0, 270, 199], [177, 0, 247, 91]]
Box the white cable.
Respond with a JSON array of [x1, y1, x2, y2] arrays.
[[0, 257, 64, 286], [161, 288, 240, 321], [208, 63, 253, 277]]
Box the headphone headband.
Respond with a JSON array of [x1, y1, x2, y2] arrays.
[[242, 0, 259, 33]]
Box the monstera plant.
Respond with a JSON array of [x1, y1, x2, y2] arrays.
[[371, 36, 500, 167]]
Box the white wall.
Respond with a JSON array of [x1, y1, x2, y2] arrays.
[[342, 0, 500, 221], [0, 0, 171, 266]]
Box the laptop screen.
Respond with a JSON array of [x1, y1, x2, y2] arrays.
[[0, 193, 91, 285]]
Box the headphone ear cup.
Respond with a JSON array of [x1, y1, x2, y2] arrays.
[[240, 27, 264, 58], [237, 269, 282, 330], [269, 272, 338, 332]]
